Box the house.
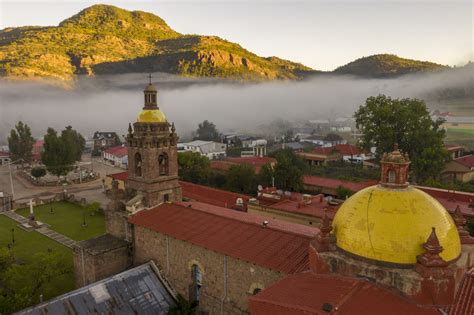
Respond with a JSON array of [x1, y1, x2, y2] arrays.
[[445, 144, 464, 160], [442, 155, 474, 183], [240, 139, 268, 157], [298, 144, 370, 166], [92, 131, 121, 153], [102, 145, 128, 168], [177, 140, 226, 160], [210, 156, 277, 174], [0, 151, 10, 165], [32, 139, 44, 161], [303, 175, 376, 196]]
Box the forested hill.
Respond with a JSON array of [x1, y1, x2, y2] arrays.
[[333, 54, 448, 78], [0, 4, 315, 82]]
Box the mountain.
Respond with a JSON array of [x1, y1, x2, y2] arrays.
[[333, 54, 448, 78], [0, 5, 315, 82]]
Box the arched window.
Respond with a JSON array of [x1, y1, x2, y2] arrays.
[[388, 169, 396, 183], [135, 153, 142, 177], [191, 264, 202, 303], [159, 153, 169, 176]]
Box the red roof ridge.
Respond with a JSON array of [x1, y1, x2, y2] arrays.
[[176, 201, 318, 238]]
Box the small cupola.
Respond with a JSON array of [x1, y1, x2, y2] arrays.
[[380, 143, 410, 188]]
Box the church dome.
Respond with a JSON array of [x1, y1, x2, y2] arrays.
[[137, 109, 167, 123], [332, 184, 461, 265]]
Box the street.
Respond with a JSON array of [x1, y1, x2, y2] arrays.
[[0, 156, 125, 207]]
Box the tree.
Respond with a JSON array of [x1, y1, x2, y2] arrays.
[[41, 128, 75, 177], [354, 95, 448, 183], [178, 152, 211, 184], [226, 164, 256, 194], [194, 120, 220, 142], [324, 133, 343, 143], [61, 126, 85, 161], [8, 121, 35, 164], [31, 167, 46, 178], [335, 186, 354, 199], [258, 163, 275, 187], [272, 149, 305, 191]]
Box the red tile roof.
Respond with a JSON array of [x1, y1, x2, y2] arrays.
[[107, 171, 129, 182], [129, 201, 318, 273], [417, 186, 474, 218], [179, 181, 250, 211], [453, 155, 474, 168], [211, 157, 276, 174], [104, 146, 128, 157], [268, 197, 338, 219], [445, 144, 464, 152], [312, 144, 363, 156], [303, 175, 376, 192], [249, 271, 438, 315], [0, 151, 10, 157], [450, 268, 474, 315]]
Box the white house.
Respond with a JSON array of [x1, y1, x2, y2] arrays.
[[178, 140, 227, 160], [103, 146, 128, 168]]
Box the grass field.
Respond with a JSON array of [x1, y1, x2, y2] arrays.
[[0, 215, 74, 304], [445, 128, 474, 151], [17, 201, 106, 241]]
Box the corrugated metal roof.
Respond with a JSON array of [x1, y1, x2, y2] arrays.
[[16, 262, 176, 315], [129, 202, 318, 274]]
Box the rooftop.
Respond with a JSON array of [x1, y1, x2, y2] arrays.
[[453, 155, 474, 169], [211, 156, 276, 174], [78, 234, 129, 255], [104, 145, 128, 157], [129, 201, 318, 274], [179, 181, 250, 211], [303, 175, 376, 192], [107, 171, 129, 182], [249, 271, 438, 315], [17, 262, 176, 315]]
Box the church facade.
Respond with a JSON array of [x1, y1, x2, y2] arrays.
[[73, 83, 474, 314]]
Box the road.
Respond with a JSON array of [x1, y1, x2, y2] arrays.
[[0, 156, 124, 207]]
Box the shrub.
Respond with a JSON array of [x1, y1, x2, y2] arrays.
[[31, 167, 46, 178]]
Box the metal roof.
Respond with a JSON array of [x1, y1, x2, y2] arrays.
[[16, 262, 176, 315]]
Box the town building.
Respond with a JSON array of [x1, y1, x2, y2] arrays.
[[210, 156, 276, 174], [445, 144, 464, 160], [298, 143, 370, 165], [92, 131, 121, 154], [62, 84, 474, 315], [0, 151, 10, 165], [442, 155, 474, 183], [102, 145, 128, 168], [177, 140, 227, 160], [32, 139, 44, 162]]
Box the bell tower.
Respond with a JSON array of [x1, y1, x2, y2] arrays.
[[126, 81, 182, 208], [380, 143, 410, 188]]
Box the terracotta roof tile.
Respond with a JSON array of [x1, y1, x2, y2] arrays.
[[210, 157, 276, 174], [107, 171, 129, 182], [453, 155, 474, 168], [129, 202, 318, 273], [104, 146, 128, 157], [250, 271, 439, 315], [303, 175, 376, 192], [179, 181, 249, 211], [450, 268, 474, 315]]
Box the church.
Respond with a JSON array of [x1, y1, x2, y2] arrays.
[[71, 82, 474, 314]]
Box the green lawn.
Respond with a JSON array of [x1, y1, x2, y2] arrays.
[[0, 215, 74, 303], [445, 128, 474, 150], [17, 201, 106, 241]]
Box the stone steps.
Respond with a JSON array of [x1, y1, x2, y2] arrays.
[[1, 211, 78, 249]]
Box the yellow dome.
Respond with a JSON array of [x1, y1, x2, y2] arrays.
[[137, 109, 167, 123], [332, 185, 461, 265]]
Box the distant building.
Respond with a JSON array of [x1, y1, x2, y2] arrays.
[[177, 140, 226, 159], [298, 144, 370, 166], [92, 131, 121, 153], [241, 139, 268, 157], [0, 151, 10, 165], [103, 146, 128, 168], [211, 156, 277, 174], [445, 144, 464, 160], [32, 139, 44, 161], [442, 155, 474, 183]]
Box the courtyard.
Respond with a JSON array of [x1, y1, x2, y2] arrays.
[[16, 201, 106, 241]]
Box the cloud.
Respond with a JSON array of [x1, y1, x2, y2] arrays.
[[0, 65, 472, 143]]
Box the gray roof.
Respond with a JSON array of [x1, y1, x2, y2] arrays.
[[17, 262, 176, 315]]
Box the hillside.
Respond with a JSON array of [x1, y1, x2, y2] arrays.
[[333, 54, 447, 78], [0, 5, 315, 81]]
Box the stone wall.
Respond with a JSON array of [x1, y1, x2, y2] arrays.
[[133, 225, 283, 314], [73, 242, 131, 288]]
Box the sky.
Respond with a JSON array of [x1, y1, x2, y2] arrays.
[[0, 0, 472, 70]]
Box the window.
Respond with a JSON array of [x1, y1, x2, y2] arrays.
[[135, 153, 142, 177], [388, 169, 396, 183], [159, 153, 169, 176], [164, 194, 170, 202], [191, 264, 202, 303]]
